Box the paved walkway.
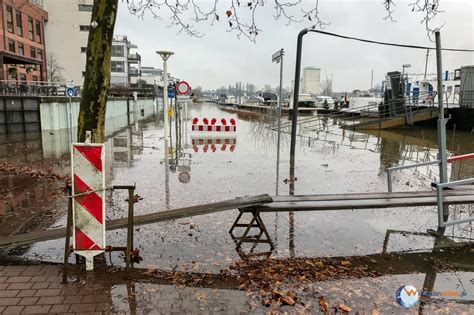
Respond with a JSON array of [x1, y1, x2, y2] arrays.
[[0, 265, 110, 314]]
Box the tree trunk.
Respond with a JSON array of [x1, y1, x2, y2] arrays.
[[77, 0, 118, 143]]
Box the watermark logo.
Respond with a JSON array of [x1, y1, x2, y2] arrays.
[[396, 285, 468, 308], [396, 285, 419, 308]]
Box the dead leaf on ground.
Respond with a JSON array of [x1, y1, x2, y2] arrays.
[[338, 303, 352, 312], [319, 297, 329, 312], [281, 296, 296, 306]]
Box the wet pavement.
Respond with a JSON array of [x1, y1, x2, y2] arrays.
[[1, 102, 474, 312]]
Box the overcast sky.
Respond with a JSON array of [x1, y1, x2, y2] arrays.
[[115, 0, 474, 92]]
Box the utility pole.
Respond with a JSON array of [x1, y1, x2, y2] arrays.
[[424, 49, 430, 79]]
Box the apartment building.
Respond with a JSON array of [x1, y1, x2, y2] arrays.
[[42, 0, 93, 86], [0, 0, 48, 82], [111, 35, 141, 86], [302, 66, 321, 95]]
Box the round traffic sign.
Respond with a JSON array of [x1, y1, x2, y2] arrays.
[[176, 81, 190, 95], [66, 88, 75, 97]]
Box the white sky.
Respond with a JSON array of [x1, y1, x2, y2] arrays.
[[115, 0, 474, 92]]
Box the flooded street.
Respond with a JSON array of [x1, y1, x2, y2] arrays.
[[1, 102, 474, 311]]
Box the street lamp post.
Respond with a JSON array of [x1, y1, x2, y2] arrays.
[[156, 51, 174, 146]]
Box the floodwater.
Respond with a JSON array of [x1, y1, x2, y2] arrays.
[[1, 102, 474, 311]]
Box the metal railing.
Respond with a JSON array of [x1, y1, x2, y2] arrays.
[[436, 178, 474, 227], [0, 80, 68, 97], [387, 153, 474, 192]]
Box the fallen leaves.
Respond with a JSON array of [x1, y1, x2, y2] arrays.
[[338, 303, 352, 313], [319, 297, 329, 312]]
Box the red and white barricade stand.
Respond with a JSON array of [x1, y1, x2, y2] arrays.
[[191, 117, 237, 133], [71, 143, 106, 271]]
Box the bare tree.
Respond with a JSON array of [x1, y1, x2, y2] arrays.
[[46, 52, 64, 83]]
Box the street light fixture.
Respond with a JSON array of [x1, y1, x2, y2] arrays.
[[156, 50, 174, 147]]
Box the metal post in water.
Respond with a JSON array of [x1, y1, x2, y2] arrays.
[[435, 31, 449, 221], [273, 48, 284, 196], [290, 29, 308, 192]]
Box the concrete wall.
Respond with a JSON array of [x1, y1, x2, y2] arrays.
[[40, 98, 158, 159], [40, 98, 155, 132]]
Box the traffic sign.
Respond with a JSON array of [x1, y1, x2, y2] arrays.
[[66, 79, 74, 88], [272, 49, 284, 63], [177, 95, 191, 101], [168, 88, 175, 98], [176, 81, 190, 95], [66, 87, 75, 97]]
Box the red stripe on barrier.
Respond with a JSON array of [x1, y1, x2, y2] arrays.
[[75, 227, 100, 250], [448, 153, 474, 163], [73, 174, 103, 224], [198, 125, 203, 131], [216, 126, 221, 132], [74, 146, 103, 172]]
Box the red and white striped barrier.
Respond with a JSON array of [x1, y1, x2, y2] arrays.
[[71, 144, 105, 271], [192, 117, 237, 132], [192, 138, 237, 145], [191, 137, 236, 153], [193, 143, 236, 153]]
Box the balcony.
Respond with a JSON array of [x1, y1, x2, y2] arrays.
[[127, 53, 141, 63], [128, 68, 141, 76]]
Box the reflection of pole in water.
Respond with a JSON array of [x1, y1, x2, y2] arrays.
[[289, 181, 295, 258], [164, 138, 170, 210]]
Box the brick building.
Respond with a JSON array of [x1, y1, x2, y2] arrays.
[[0, 0, 48, 83]]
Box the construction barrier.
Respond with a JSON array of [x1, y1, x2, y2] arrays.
[[71, 143, 106, 271], [192, 117, 237, 132]]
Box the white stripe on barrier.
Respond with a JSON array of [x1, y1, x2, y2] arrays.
[[74, 202, 104, 249], [73, 148, 103, 193]]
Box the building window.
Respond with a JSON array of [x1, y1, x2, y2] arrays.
[[28, 17, 34, 41], [111, 45, 124, 57], [30, 46, 36, 58], [37, 48, 42, 60], [18, 43, 24, 55], [16, 11, 23, 36], [79, 25, 90, 31], [35, 21, 41, 43], [32, 75, 38, 82], [6, 6, 13, 33], [80, 47, 87, 53], [111, 61, 125, 73], [82, 71, 86, 77], [20, 74, 27, 82], [78, 4, 93, 12], [8, 40, 15, 53]]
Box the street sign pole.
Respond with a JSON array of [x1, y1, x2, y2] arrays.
[[272, 49, 284, 196]]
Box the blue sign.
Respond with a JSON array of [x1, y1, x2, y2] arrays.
[[66, 87, 75, 97], [168, 88, 175, 99]]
